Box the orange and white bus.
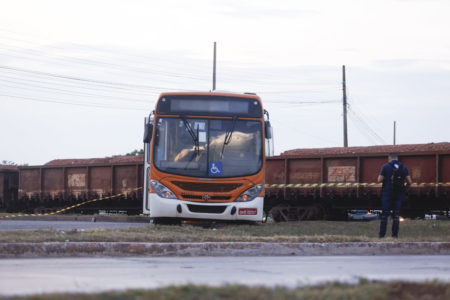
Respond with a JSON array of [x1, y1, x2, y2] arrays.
[[142, 91, 273, 223]]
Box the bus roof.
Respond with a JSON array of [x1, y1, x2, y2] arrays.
[[158, 91, 261, 101], [155, 92, 264, 118]]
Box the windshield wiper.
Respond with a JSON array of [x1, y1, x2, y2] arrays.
[[220, 116, 238, 158], [181, 116, 199, 156]]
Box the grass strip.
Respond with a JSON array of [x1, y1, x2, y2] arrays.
[[0, 220, 449, 243], [2, 281, 450, 300]]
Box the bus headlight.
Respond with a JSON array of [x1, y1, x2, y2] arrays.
[[151, 180, 177, 199], [235, 184, 263, 202]]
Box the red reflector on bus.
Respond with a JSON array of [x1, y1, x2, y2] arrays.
[[238, 208, 257, 215]]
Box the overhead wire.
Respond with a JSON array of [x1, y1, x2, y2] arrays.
[[0, 28, 213, 72], [348, 99, 386, 139], [0, 43, 211, 82], [0, 72, 159, 98], [0, 32, 307, 86], [347, 114, 380, 145], [342, 85, 387, 145], [347, 106, 387, 144], [0, 67, 340, 112], [0, 65, 342, 108], [0, 31, 213, 78], [263, 99, 340, 105], [271, 118, 340, 145], [0, 27, 335, 89], [0, 79, 151, 104], [0, 65, 198, 92], [260, 87, 341, 94], [0, 93, 151, 111], [2, 27, 388, 155], [0, 30, 342, 91], [0, 28, 346, 118]]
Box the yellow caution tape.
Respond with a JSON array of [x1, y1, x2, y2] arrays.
[[264, 182, 450, 188], [2, 182, 448, 220], [0, 187, 142, 220]]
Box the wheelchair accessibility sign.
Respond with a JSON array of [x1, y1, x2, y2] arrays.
[[208, 161, 223, 176]]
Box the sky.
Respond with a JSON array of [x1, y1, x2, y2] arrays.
[[0, 0, 449, 165]]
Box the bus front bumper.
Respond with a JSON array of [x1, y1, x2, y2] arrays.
[[149, 193, 264, 222]]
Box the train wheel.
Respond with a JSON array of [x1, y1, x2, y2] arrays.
[[297, 204, 326, 220], [272, 211, 283, 222], [297, 207, 310, 220], [313, 204, 327, 220], [270, 205, 290, 222]]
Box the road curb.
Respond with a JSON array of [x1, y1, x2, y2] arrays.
[[1, 242, 449, 258]]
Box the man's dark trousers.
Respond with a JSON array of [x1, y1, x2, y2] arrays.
[[379, 190, 405, 238]]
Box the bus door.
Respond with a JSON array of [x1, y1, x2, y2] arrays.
[[143, 114, 153, 214]]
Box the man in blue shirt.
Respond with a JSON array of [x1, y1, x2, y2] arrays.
[[377, 152, 412, 238]]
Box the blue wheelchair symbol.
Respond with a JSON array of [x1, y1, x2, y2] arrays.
[[209, 162, 223, 176]]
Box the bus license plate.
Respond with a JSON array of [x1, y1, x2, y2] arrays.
[[238, 208, 257, 215]]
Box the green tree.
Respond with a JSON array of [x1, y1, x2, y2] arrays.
[[125, 149, 144, 156], [113, 149, 144, 157]]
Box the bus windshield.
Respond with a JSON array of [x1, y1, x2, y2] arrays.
[[153, 117, 262, 178]]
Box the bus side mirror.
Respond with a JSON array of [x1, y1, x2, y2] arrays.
[[264, 121, 272, 139], [143, 123, 153, 143]]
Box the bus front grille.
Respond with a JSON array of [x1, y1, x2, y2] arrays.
[[172, 181, 242, 192], [182, 194, 231, 201], [187, 204, 227, 214]]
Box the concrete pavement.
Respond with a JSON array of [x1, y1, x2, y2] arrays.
[[1, 255, 450, 296]]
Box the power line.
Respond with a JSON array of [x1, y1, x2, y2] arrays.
[[263, 99, 341, 104], [1, 65, 342, 107], [347, 115, 380, 145], [0, 31, 342, 89], [271, 119, 340, 145], [0, 72, 159, 97], [0, 65, 198, 92], [0, 79, 152, 104], [0, 93, 150, 111], [0, 43, 211, 82], [259, 87, 341, 94], [348, 100, 386, 139], [348, 107, 387, 144], [0, 28, 213, 73]]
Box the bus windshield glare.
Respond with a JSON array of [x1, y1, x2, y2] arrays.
[[153, 117, 263, 178]]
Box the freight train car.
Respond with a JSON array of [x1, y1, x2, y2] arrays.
[[7, 156, 144, 215], [0, 165, 19, 212], [6, 143, 450, 220], [264, 143, 450, 221]]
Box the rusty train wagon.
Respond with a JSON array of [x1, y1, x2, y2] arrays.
[[264, 143, 450, 221], [12, 156, 144, 215], [7, 143, 450, 219], [0, 165, 19, 212]]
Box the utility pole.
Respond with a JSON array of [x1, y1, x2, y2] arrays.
[[212, 41, 216, 91], [393, 121, 396, 145], [342, 65, 348, 147]]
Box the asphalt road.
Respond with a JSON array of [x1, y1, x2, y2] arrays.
[[0, 220, 150, 231], [1, 255, 449, 296]]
